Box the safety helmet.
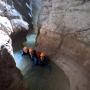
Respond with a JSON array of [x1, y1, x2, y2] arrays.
[[40, 52, 45, 57], [29, 48, 33, 53], [23, 47, 28, 53], [23, 47, 28, 51]]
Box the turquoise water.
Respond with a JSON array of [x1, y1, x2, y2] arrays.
[[13, 33, 70, 90], [23, 34, 36, 48]]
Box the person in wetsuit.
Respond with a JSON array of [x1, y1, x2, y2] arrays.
[[22, 46, 29, 56], [38, 52, 48, 65], [28, 48, 38, 65]]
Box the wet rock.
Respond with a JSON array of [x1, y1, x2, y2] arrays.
[[0, 0, 29, 32], [0, 48, 27, 90], [0, 0, 29, 55], [0, 16, 14, 56], [12, 0, 32, 24], [0, 1, 30, 89]]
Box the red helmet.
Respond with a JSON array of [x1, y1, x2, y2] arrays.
[[40, 52, 45, 57], [29, 48, 33, 53]]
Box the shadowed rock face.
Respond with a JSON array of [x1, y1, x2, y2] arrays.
[[35, 0, 90, 90], [0, 48, 27, 90], [11, 0, 32, 25]]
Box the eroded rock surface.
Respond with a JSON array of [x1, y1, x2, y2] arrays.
[[0, 48, 27, 90], [36, 0, 90, 90], [0, 0, 30, 89], [0, 0, 29, 55]]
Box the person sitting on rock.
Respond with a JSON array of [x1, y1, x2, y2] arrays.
[[22, 46, 29, 56], [28, 48, 38, 65]]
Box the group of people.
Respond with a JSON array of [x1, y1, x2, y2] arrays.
[[22, 47, 48, 65]]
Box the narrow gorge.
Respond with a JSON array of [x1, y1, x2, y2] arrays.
[[0, 0, 90, 90]]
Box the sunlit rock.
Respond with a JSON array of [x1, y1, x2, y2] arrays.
[[11, 19, 29, 32], [0, 0, 29, 56], [0, 16, 13, 56], [0, 0, 29, 32], [0, 16, 13, 34]]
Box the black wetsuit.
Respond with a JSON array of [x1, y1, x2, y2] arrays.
[[38, 56, 48, 65], [29, 50, 38, 65], [22, 50, 29, 56]]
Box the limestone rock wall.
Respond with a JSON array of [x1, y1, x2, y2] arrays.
[[0, 48, 27, 90], [37, 0, 90, 72], [0, 0, 29, 56], [36, 1, 90, 90], [0, 1, 30, 89]]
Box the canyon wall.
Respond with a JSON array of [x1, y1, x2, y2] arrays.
[[0, 0, 29, 55], [37, 0, 90, 73], [36, 0, 90, 90], [0, 48, 27, 90], [0, 1, 30, 90]]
